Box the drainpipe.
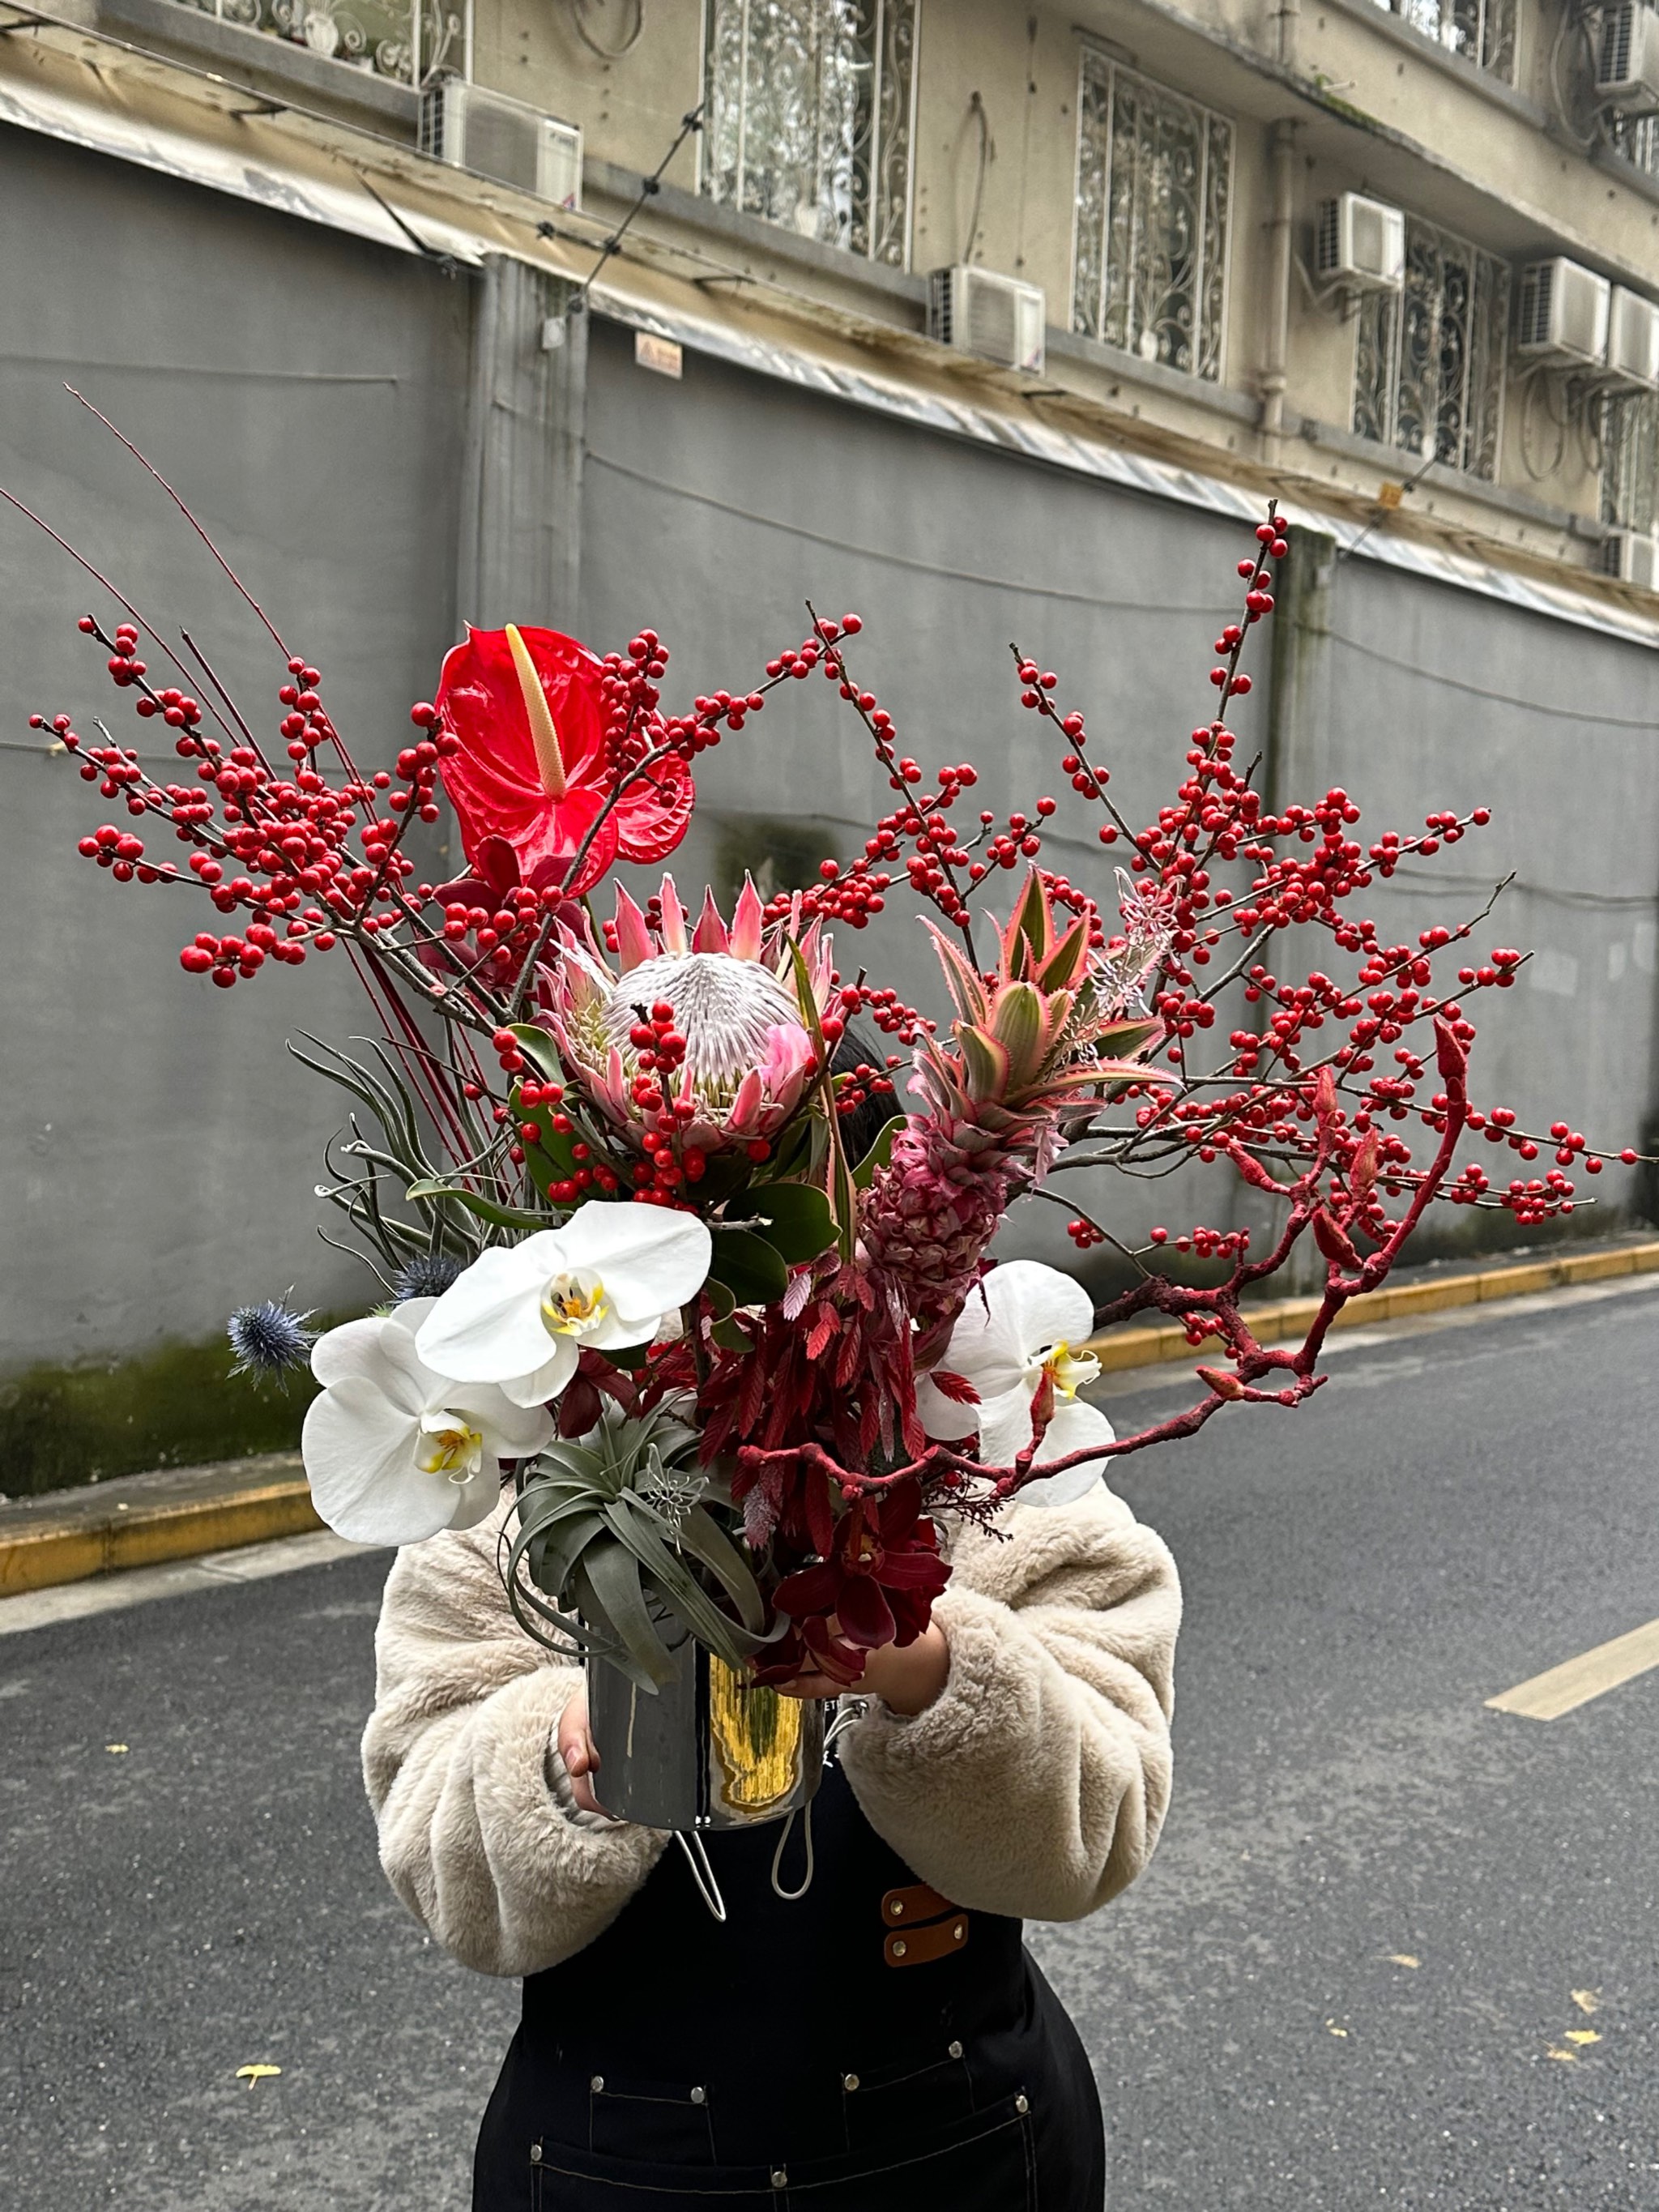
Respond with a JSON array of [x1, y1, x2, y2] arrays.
[[1260, 120, 1298, 460], [1274, 0, 1301, 67]]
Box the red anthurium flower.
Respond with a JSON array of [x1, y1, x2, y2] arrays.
[[435, 624, 693, 897], [774, 1477, 950, 1657]]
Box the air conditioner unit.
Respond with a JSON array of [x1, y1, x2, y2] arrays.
[[419, 78, 582, 210], [1601, 527, 1659, 588], [1315, 192, 1405, 292], [1606, 286, 1659, 387], [1516, 258, 1610, 369], [928, 267, 1046, 374], [1596, 2, 1659, 112]]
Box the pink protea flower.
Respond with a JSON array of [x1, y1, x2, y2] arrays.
[[543, 873, 835, 1168]]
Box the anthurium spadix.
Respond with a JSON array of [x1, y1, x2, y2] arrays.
[[416, 1205, 713, 1409], [301, 1300, 555, 1546], [913, 1258, 1115, 1507]]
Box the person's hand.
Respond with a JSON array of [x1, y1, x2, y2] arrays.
[[776, 1621, 951, 1717], [557, 1685, 608, 1817]]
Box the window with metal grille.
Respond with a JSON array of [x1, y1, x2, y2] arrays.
[[1601, 393, 1659, 533], [1367, 0, 1516, 79], [171, 0, 468, 85], [1352, 216, 1508, 480], [1071, 52, 1233, 382], [701, 0, 919, 268]]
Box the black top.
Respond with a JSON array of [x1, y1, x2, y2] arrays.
[[473, 1761, 1105, 2209]]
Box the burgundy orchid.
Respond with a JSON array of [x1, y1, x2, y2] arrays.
[[435, 623, 693, 896], [773, 1477, 950, 1673]]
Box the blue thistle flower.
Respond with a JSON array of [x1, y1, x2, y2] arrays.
[[394, 1252, 465, 1302], [227, 1299, 318, 1384]]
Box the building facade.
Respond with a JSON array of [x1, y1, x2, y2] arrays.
[[2, 0, 1658, 1397]]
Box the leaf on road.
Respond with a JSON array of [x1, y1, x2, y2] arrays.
[[1563, 2029, 1601, 2046], [1571, 1988, 1600, 2014], [1545, 2047, 1579, 2064], [1324, 2020, 1350, 2038], [104, 1744, 128, 1754], [1387, 1954, 1420, 1969], [236, 2065, 283, 2088]]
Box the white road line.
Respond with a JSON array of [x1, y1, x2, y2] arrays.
[[0, 1528, 386, 1638]]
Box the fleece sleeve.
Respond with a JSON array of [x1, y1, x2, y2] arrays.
[[837, 1484, 1180, 1924], [360, 1500, 667, 1977]]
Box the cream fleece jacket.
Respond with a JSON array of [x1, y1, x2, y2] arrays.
[[361, 1482, 1180, 1978]]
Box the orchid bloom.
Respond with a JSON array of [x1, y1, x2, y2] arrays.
[[414, 1205, 712, 1409], [301, 1300, 554, 1546], [435, 624, 692, 896], [543, 873, 832, 1159], [913, 1259, 1115, 1507]]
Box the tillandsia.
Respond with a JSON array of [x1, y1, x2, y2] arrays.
[[16, 409, 1649, 1693]]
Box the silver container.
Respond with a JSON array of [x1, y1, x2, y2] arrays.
[[586, 1637, 825, 1831]]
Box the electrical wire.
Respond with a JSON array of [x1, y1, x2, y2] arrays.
[[568, 0, 644, 61], [585, 452, 1235, 615], [1327, 628, 1659, 727], [960, 91, 990, 267]]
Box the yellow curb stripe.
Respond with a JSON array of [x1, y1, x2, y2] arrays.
[[1486, 1617, 1659, 1720], [1083, 1240, 1659, 1372], [0, 1482, 322, 1598]]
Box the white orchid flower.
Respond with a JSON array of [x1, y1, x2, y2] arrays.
[[301, 1299, 554, 1546], [414, 1205, 712, 1410], [914, 1258, 1115, 1509]]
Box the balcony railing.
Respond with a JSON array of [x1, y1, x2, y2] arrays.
[[173, 0, 468, 88]]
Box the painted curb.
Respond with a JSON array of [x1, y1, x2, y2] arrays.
[[3, 1239, 1657, 1603], [1082, 1238, 1659, 1373]]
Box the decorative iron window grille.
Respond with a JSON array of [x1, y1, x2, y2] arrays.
[[1367, 0, 1516, 79], [172, 0, 468, 88], [1609, 113, 1659, 184], [1071, 52, 1233, 383], [1601, 393, 1659, 534], [701, 0, 919, 268], [1352, 216, 1508, 480]]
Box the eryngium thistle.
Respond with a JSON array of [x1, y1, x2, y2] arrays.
[[394, 1251, 465, 1302], [227, 1299, 317, 1382]]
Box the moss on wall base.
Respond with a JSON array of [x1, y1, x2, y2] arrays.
[[0, 1338, 318, 1500]]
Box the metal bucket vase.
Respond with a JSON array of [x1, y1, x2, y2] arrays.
[[586, 1635, 824, 1832]]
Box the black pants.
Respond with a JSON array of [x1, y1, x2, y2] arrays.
[[474, 1769, 1106, 2210]]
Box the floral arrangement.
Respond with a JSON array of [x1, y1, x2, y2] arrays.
[[17, 428, 1640, 1698]]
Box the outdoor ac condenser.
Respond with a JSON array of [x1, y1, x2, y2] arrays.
[[928, 267, 1047, 374], [1596, 2, 1659, 112], [1516, 258, 1610, 369], [1602, 527, 1659, 589], [1315, 193, 1405, 292], [1606, 286, 1659, 387], [419, 78, 582, 209]]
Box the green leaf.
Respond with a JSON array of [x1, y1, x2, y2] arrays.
[[727, 1181, 836, 1264], [506, 1024, 566, 1084], [710, 1312, 752, 1353], [527, 1507, 608, 1602], [577, 1539, 679, 1689], [708, 1226, 790, 1307], [405, 1181, 550, 1232], [956, 1024, 1011, 1100], [784, 937, 855, 1262], [851, 1115, 904, 1189], [676, 1504, 766, 1632]]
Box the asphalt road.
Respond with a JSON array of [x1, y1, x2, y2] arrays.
[[3, 1279, 1658, 2210]]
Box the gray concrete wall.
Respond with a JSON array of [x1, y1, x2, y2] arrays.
[[3, 138, 1655, 1376], [0, 126, 471, 1366]]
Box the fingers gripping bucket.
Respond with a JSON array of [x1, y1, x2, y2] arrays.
[[586, 1638, 825, 1832]]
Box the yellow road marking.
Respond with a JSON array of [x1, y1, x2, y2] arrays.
[[1486, 1619, 1659, 1720]]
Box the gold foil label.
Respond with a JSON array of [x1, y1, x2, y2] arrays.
[[707, 1655, 804, 1815]]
